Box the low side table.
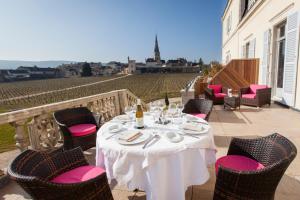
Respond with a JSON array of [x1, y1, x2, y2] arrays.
[[224, 96, 240, 110]]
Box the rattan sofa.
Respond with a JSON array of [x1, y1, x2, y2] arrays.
[[239, 84, 271, 107], [53, 107, 100, 151], [8, 147, 113, 200], [182, 99, 213, 121], [214, 133, 297, 200]]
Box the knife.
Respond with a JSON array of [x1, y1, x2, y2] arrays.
[[142, 135, 158, 149], [105, 132, 121, 140]]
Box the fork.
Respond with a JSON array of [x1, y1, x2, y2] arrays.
[[142, 132, 160, 149]]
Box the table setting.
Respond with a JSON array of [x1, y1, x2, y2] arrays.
[[96, 100, 216, 200]]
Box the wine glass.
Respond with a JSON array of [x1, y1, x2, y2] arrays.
[[153, 107, 161, 123], [124, 106, 133, 121], [168, 103, 177, 124], [149, 101, 156, 113], [177, 103, 184, 117], [157, 100, 164, 111]]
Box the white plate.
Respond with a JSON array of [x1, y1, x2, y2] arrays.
[[180, 124, 209, 135], [116, 131, 151, 145], [185, 114, 208, 124], [165, 131, 183, 143], [107, 123, 123, 133], [114, 115, 131, 122]]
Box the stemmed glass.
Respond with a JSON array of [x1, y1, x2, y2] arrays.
[[157, 100, 164, 111], [124, 106, 133, 121], [177, 103, 184, 117], [168, 103, 177, 124]]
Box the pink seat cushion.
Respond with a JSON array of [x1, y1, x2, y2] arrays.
[[215, 155, 265, 175], [214, 93, 227, 98], [242, 94, 256, 99], [250, 84, 267, 94], [208, 85, 222, 94], [51, 165, 105, 184], [191, 113, 207, 119], [68, 124, 96, 137]]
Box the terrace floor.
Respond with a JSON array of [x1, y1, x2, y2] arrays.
[[1, 103, 300, 200]]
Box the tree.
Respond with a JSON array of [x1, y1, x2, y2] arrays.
[[81, 62, 92, 77], [198, 58, 204, 66], [198, 58, 204, 71]]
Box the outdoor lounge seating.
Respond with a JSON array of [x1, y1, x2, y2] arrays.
[[240, 84, 271, 107], [53, 107, 100, 151], [7, 147, 114, 200], [205, 84, 227, 104], [214, 133, 297, 200], [182, 99, 213, 121]]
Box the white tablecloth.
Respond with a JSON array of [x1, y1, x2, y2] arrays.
[[96, 114, 216, 200]]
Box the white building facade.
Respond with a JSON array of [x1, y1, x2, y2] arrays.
[[222, 0, 300, 109]]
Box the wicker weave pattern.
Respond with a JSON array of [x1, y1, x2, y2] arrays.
[[8, 147, 114, 200], [213, 133, 297, 200], [205, 87, 228, 105], [240, 87, 271, 107], [53, 107, 99, 151], [182, 99, 213, 121]]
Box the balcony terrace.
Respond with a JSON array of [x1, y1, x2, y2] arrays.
[[0, 91, 299, 199]]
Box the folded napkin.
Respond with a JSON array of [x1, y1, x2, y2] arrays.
[[182, 123, 204, 132], [120, 131, 142, 142], [117, 115, 131, 121], [108, 124, 120, 132]]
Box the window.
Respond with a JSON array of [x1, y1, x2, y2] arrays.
[[226, 51, 231, 63], [227, 12, 232, 35], [245, 42, 251, 58]]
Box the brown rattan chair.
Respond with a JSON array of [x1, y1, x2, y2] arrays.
[[182, 99, 213, 121], [8, 147, 113, 200], [214, 133, 297, 200], [53, 107, 100, 151], [204, 84, 227, 105], [240, 84, 271, 107]]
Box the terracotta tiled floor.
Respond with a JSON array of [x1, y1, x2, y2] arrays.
[[1, 103, 300, 200]]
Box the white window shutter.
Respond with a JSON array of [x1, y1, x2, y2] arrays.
[[261, 30, 270, 85], [283, 12, 300, 106]]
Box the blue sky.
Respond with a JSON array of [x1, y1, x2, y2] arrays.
[[0, 0, 227, 63]]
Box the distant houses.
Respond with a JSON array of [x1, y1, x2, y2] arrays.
[[0, 66, 62, 82], [127, 35, 201, 74]]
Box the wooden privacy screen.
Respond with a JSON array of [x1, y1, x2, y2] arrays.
[[194, 59, 259, 97], [211, 59, 259, 91]]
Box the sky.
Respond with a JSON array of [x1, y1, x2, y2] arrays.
[[0, 0, 227, 63]]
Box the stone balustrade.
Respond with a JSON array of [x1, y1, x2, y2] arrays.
[[0, 89, 146, 151]]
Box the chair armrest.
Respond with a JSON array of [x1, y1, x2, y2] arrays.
[[92, 112, 102, 127], [222, 87, 228, 94], [239, 87, 250, 96], [256, 88, 271, 99], [204, 88, 214, 97]]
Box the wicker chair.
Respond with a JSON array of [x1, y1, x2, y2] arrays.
[[53, 107, 100, 151], [204, 85, 228, 105], [240, 84, 271, 107], [182, 99, 213, 121], [8, 147, 114, 200], [214, 133, 297, 200]]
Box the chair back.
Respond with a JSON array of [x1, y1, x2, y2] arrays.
[[8, 150, 57, 181], [53, 107, 96, 127], [183, 99, 213, 120], [259, 133, 297, 167]]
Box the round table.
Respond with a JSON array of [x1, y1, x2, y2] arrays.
[[96, 113, 216, 200]]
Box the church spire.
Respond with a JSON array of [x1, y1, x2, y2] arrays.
[[154, 34, 161, 63]]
